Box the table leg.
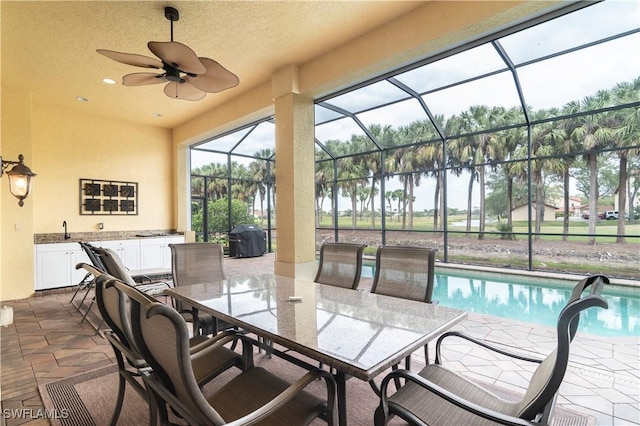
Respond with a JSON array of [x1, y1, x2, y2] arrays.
[[335, 370, 348, 426]]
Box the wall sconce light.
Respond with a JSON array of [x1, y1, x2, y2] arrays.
[[0, 154, 36, 207]]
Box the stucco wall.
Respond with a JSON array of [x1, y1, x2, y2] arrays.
[[1, 99, 172, 301]]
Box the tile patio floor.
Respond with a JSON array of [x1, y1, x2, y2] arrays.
[[1, 253, 638, 425]]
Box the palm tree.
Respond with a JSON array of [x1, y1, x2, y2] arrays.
[[570, 95, 616, 245], [447, 106, 507, 239], [250, 149, 274, 225], [315, 159, 333, 226], [541, 112, 577, 241], [611, 78, 640, 242], [499, 117, 528, 230], [385, 124, 425, 230], [416, 138, 444, 230], [362, 124, 392, 228], [195, 162, 230, 201], [337, 154, 367, 228], [415, 114, 447, 231]]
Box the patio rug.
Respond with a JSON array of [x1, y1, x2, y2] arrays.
[[40, 352, 595, 426]]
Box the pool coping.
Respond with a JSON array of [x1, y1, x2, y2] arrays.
[[433, 261, 640, 288], [361, 254, 639, 288]]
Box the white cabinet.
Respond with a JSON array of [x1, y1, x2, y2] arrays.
[[139, 236, 185, 269], [98, 239, 140, 270], [35, 243, 90, 290], [34, 235, 185, 291]]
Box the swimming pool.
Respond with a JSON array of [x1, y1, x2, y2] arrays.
[[362, 265, 639, 337]]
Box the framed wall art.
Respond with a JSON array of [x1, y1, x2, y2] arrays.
[[79, 178, 138, 215]]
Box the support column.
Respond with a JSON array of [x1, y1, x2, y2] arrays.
[[272, 65, 316, 278]]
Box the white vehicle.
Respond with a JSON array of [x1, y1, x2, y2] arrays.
[[604, 210, 618, 220]]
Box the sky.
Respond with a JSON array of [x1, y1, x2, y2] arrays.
[[191, 0, 640, 211]]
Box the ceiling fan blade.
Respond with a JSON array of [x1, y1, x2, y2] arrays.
[[122, 73, 167, 86], [97, 49, 163, 69], [148, 41, 206, 75], [186, 58, 240, 93], [164, 81, 206, 101]]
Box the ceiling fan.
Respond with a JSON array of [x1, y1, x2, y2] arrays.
[[97, 6, 239, 101]]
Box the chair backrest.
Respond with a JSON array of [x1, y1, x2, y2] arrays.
[[94, 247, 137, 286], [170, 243, 225, 314], [79, 242, 107, 272], [515, 274, 609, 421], [118, 276, 227, 425], [93, 273, 156, 366], [314, 242, 366, 290], [170, 242, 226, 287], [371, 246, 436, 303]]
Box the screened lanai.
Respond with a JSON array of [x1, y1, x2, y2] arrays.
[[191, 0, 640, 279]]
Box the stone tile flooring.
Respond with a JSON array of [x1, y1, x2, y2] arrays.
[[1, 253, 638, 425]]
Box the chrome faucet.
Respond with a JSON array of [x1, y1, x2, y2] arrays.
[[63, 221, 70, 240]]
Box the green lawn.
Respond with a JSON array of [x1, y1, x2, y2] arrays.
[[316, 215, 640, 242]]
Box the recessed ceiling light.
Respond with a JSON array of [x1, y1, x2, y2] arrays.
[[102, 78, 117, 85], [76, 96, 89, 102], [152, 112, 163, 117]]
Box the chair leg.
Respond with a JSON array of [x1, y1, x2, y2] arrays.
[[109, 359, 127, 426], [374, 405, 388, 426], [94, 319, 105, 336], [391, 364, 402, 390], [69, 273, 92, 304], [79, 297, 95, 324], [257, 336, 273, 358], [145, 384, 160, 426], [76, 281, 95, 312]]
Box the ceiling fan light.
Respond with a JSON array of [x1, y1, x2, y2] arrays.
[[164, 81, 205, 101], [165, 66, 182, 82]]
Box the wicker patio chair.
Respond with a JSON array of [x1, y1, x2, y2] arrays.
[[314, 242, 367, 290], [90, 272, 253, 426], [169, 242, 234, 337], [375, 274, 610, 426], [125, 280, 337, 425]]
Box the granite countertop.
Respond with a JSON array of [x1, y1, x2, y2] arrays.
[[34, 230, 182, 244]]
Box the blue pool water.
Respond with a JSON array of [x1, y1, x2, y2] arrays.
[[362, 265, 640, 337]]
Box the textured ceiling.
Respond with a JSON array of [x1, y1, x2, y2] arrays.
[[1, 1, 425, 129]]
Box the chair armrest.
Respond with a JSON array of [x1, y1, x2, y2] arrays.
[[189, 330, 255, 370], [379, 369, 539, 426], [435, 331, 543, 364], [75, 262, 103, 277], [225, 368, 336, 426], [104, 330, 147, 369], [188, 329, 246, 353]]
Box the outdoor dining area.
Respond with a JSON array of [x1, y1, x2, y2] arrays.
[[65, 241, 611, 426]]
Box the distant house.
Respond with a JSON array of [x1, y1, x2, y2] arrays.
[[511, 203, 557, 221], [612, 187, 639, 211], [548, 195, 583, 216], [567, 196, 583, 216]]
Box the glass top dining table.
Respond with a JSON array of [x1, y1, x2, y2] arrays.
[[164, 273, 467, 425]]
